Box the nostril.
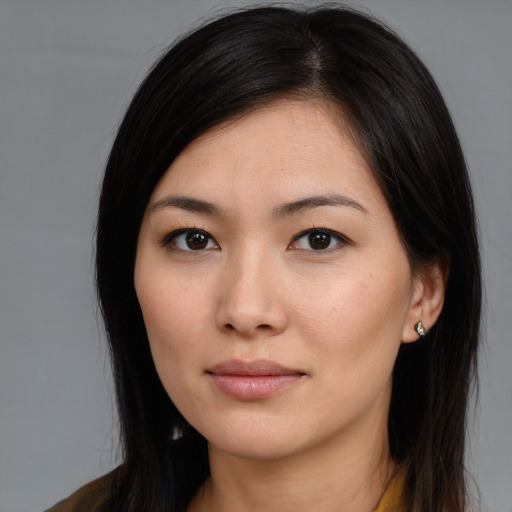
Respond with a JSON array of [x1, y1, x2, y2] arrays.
[[223, 322, 273, 334]]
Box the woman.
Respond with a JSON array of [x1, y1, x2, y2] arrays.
[[47, 5, 481, 512]]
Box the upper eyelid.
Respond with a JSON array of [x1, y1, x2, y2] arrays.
[[291, 227, 349, 242]]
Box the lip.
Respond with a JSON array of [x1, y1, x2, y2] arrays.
[[207, 359, 306, 401]]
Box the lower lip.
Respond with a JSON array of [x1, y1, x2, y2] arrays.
[[209, 374, 304, 400]]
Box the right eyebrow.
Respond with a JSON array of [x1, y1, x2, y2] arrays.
[[149, 195, 224, 216]]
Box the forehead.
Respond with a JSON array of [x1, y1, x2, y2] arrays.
[[150, 99, 382, 212], [179, 99, 362, 165]]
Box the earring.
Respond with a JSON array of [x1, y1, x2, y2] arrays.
[[414, 321, 427, 337]]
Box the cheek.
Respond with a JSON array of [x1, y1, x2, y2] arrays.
[[293, 267, 411, 380], [136, 278, 218, 421], [135, 272, 211, 382], [299, 274, 409, 338]]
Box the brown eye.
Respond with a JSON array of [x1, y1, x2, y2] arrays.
[[308, 232, 331, 250], [185, 231, 208, 250], [165, 229, 219, 251], [289, 228, 348, 252]]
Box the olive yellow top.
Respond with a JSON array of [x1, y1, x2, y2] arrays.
[[374, 469, 406, 511], [46, 468, 406, 512]]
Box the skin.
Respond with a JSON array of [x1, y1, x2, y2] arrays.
[[134, 99, 445, 512]]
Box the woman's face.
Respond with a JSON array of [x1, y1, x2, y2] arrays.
[[135, 99, 423, 461]]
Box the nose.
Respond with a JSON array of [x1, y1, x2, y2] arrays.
[[215, 250, 288, 339]]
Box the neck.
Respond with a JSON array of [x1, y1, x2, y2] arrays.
[[188, 413, 396, 512]]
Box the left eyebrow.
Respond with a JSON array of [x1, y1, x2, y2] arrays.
[[272, 194, 368, 221]]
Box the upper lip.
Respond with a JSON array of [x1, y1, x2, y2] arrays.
[[208, 359, 304, 376]]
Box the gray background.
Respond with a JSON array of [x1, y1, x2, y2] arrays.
[[0, 1, 510, 511]]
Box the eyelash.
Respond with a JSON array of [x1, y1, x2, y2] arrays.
[[161, 227, 349, 253]]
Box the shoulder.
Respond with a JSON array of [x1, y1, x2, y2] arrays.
[[44, 473, 112, 512]]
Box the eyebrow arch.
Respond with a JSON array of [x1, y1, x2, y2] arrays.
[[272, 194, 368, 220], [149, 195, 224, 216], [149, 193, 368, 219]]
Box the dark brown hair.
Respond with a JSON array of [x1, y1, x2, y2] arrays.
[[96, 5, 481, 511]]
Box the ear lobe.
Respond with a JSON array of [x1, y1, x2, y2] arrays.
[[402, 264, 446, 343]]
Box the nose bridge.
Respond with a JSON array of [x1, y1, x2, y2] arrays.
[[216, 244, 287, 337]]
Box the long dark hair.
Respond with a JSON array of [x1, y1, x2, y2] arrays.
[[96, 5, 481, 511]]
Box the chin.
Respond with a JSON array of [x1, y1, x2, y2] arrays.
[[204, 419, 339, 464], [194, 415, 304, 461], [209, 436, 303, 462]]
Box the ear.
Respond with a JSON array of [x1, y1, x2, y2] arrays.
[[402, 263, 447, 343]]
